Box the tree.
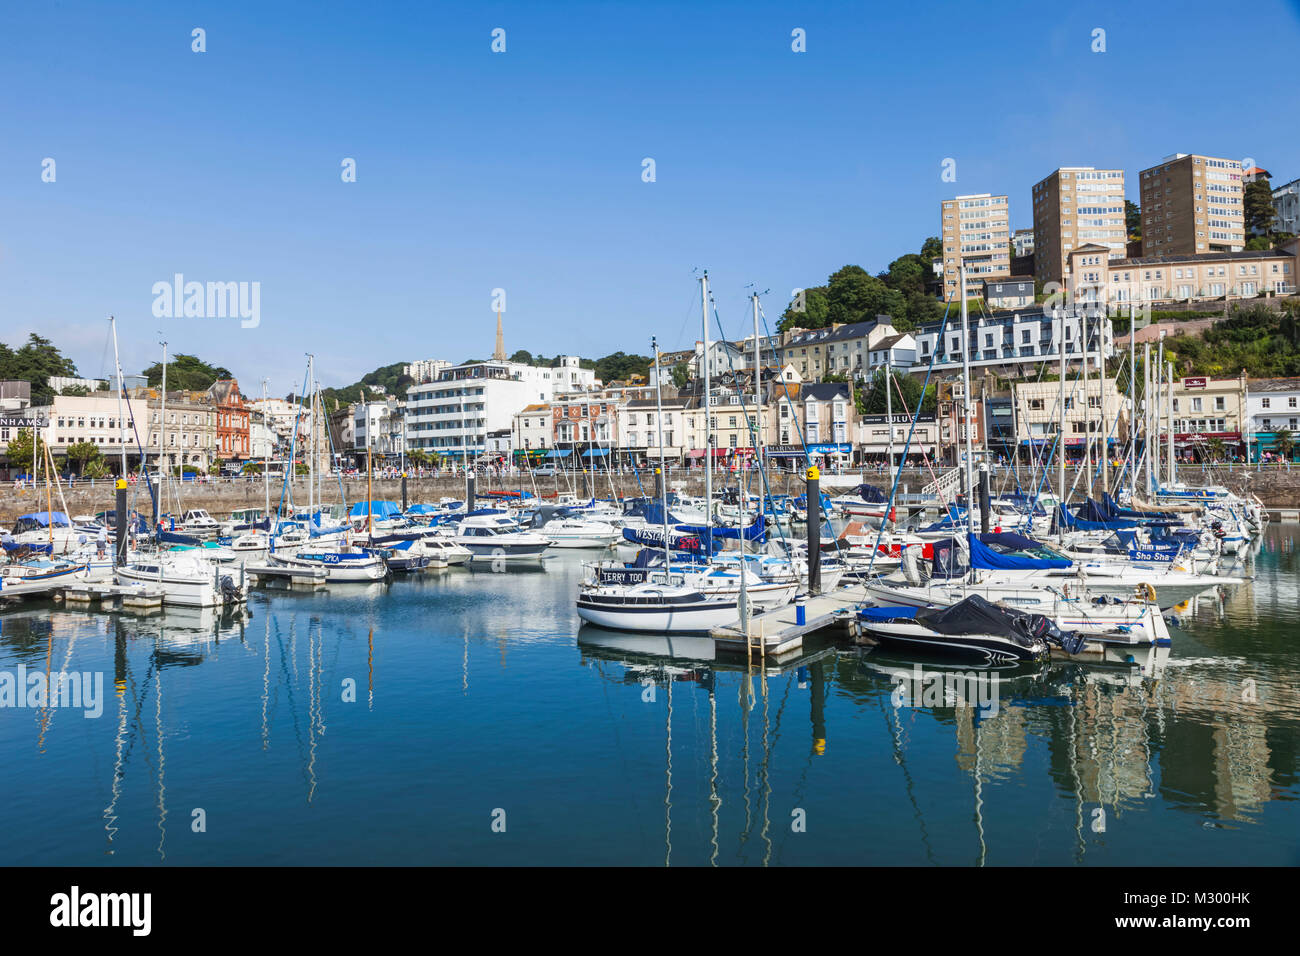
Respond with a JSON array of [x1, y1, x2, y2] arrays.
[[208, 457, 224, 476], [4, 428, 48, 472], [779, 285, 830, 331], [509, 349, 534, 365], [857, 368, 935, 416], [670, 362, 690, 389], [82, 457, 109, 479], [1125, 200, 1142, 239], [1204, 437, 1226, 462], [1275, 427, 1295, 462], [65, 440, 103, 476], [60, 384, 91, 397], [143, 354, 231, 392], [0, 333, 79, 406], [242, 461, 263, 475], [1244, 178, 1277, 237]]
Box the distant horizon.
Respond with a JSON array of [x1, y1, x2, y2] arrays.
[[4, 0, 1298, 397]]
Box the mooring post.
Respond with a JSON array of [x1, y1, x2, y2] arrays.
[[979, 462, 990, 535], [806, 464, 821, 595], [115, 478, 128, 567], [401, 471, 408, 512], [466, 473, 476, 514]]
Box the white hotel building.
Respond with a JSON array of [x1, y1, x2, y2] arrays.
[[405, 356, 596, 456]]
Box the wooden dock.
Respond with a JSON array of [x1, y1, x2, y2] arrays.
[[56, 582, 167, 610], [711, 587, 864, 657]]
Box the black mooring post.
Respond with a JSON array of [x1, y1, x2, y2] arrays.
[[401, 471, 408, 512], [466, 473, 476, 513], [979, 463, 990, 535], [115, 478, 128, 566], [806, 465, 821, 595]]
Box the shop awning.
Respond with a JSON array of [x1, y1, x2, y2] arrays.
[[686, 449, 707, 458], [581, 448, 610, 458], [544, 449, 572, 459]]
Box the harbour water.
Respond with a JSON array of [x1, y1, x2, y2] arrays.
[[2, 526, 1298, 866]]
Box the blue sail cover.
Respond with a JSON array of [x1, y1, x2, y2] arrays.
[[349, 501, 402, 518], [1058, 504, 1139, 531], [676, 514, 767, 542], [980, 531, 1041, 552], [968, 532, 1071, 570]]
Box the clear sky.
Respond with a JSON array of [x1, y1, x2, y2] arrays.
[[3, 0, 1299, 397]]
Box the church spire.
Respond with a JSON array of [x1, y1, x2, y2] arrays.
[[493, 307, 506, 361]]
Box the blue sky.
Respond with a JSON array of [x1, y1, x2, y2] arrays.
[[3, 0, 1299, 397]]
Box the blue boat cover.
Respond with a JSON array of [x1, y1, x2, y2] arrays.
[[349, 501, 402, 518], [980, 531, 1040, 552], [15, 511, 71, 527], [968, 532, 1070, 570], [851, 484, 889, 504]]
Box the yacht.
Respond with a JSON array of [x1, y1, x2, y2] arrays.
[[116, 552, 247, 608], [453, 515, 553, 563]]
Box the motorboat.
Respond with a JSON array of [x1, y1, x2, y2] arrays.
[[538, 517, 620, 549], [453, 514, 553, 563], [576, 569, 741, 634], [856, 595, 1084, 665], [269, 547, 389, 582], [116, 552, 247, 608]]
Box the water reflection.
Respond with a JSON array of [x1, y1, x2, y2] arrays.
[[1, 528, 1297, 865]]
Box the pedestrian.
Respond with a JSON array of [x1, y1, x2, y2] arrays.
[[96, 526, 106, 559]]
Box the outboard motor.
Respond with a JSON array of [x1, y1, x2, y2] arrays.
[[219, 574, 243, 605]]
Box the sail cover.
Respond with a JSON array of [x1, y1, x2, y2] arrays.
[[968, 532, 1070, 570]]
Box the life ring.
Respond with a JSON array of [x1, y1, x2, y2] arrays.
[[1137, 582, 1157, 603]]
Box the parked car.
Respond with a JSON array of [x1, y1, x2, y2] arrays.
[[533, 465, 558, 477]]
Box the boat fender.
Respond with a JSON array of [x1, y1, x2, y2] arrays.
[[1137, 582, 1157, 603]]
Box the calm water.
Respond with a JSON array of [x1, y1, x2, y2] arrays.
[[3, 527, 1299, 866]]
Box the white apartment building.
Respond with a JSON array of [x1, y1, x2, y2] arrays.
[[353, 400, 405, 457], [48, 376, 109, 394], [911, 307, 1114, 374], [405, 356, 596, 456], [404, 359, 451, 384]]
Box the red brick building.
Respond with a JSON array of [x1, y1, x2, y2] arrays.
[[207, 379, 251, 461]]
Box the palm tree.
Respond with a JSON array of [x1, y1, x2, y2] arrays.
[[1275, 427, 1295, 463], [1205, 437, 1226, 462]]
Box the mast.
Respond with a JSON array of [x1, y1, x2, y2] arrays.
[[1127, 302, 1136, 498], [1099, 307, 1108, 495], [700, 272, 713, 553], [159, 338, 168, 515], [109, 318, 129, 479], [652, 338, 670, 574], [1156, 331, 1166, 490], [261, 379, 271, 521], [885, 355, 893, 472], [1057, 307, 1066, 543], [959, 261, 975, 534], [752, 291, 763, 497], [307, 354, 315, 523], [1143, 341, 1152, 495], [1166, 359, 1175, 485]]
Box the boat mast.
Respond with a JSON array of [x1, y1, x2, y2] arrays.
[[1128, 302, 1136, 499], [1057, 306, 1066, 544], [1143, 340, 1152, 495], [700, 272, 713, 554], [262, 379, 271, 522], [306, 354, 315, 523], [1166, 358, 1175, 486], [1156, 331, 1166, 490], [652, 338, 670, 574], [159, 338, 168, 516], [109, 317, 129, 480], [1099, 306, 1108, 495], [959, 261, 975, 535], [1082, 306, 1091, 497]]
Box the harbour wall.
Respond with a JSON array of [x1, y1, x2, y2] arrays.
[[4, 466, 1299, 524]]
